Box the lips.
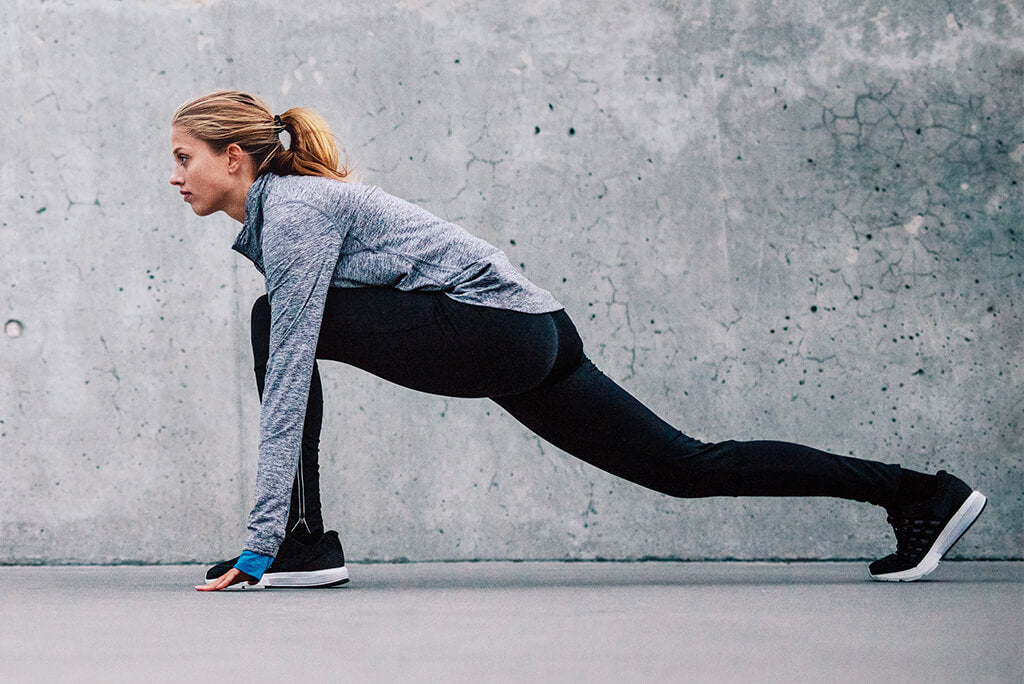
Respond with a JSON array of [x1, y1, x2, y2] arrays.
[[181, 192, 193, 202]]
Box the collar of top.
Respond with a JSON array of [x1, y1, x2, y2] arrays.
[[231, 172, 275, 274]]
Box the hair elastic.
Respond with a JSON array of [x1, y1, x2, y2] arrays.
[[273, 114, 285, 133]]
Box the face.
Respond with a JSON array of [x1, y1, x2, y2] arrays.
[[169, 126, 238, 217]]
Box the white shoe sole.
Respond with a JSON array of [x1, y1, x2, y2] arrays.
[[205, 566, 349, 589], [218, 579, 267, 591], [263, 566, 350, 588], [870, 490, 987, 582]]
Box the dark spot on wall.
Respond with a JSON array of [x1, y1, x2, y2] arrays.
[[548, 103, 554, 110], [454, 58, 460, 64], [534, 126, 540, 134], [36, 207, 45, 214], [810, 305, 818, 313], [568, 127, 575, 136]]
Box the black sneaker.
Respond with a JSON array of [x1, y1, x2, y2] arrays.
[[869, 471, 987, 582], [205, 530, 350, 588]]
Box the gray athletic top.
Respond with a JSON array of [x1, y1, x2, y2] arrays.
[[232, 172, 562, 557]]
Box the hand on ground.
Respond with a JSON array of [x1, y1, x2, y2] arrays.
[[195, 567, 258, 591]]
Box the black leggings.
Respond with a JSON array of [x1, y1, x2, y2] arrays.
[[250, 288, 904, 537]]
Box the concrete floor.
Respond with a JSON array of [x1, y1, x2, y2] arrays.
[[1, 562, 1020, 683]]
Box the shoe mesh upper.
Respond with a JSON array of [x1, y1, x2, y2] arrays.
[[888, 513, 944, 561]]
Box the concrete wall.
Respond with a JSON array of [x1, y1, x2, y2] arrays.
[[1, 0, 1020, 564]]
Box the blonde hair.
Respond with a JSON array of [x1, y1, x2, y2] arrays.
[[172, 90, 351, 181]]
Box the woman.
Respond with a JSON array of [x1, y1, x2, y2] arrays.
[[169, 91, 986, 591]]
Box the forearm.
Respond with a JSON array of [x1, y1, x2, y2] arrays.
[[244, 359, 316, 556]]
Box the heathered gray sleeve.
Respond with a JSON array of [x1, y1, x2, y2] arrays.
[[243, 198, 344, 557]]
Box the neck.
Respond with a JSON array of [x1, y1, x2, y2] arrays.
[[225, 174, 256, 223]]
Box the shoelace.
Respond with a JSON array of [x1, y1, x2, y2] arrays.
[[888, 513, 943, 559]]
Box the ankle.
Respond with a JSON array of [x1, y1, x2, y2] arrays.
[[286, 522, 324, 546], [893, 469, 938, 508]]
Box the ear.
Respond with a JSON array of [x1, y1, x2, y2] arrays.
[[224, 142, 247, 174]]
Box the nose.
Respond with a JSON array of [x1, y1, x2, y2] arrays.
[[169, 168, 182, 186]]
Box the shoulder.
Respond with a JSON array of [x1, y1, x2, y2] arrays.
[[258, 173, 372, 214]]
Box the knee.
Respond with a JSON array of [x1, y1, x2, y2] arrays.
[[251, 294, 270, 327], [541, 309, 585, 387], [251, 295, 271, 365]]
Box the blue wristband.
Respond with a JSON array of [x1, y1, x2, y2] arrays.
[[234, 550, 275, 581]]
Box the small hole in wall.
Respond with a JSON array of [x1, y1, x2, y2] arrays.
[[5, 320, 23, 337]]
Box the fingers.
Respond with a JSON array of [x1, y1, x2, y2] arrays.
[[195, 568, 259, 592], [195, 568, 235, 591]]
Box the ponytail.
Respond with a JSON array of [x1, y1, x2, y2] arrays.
[[269, 107, 349, 180], [172, 91, 351, 181]]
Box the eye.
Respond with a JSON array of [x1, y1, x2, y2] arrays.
[[177, 154, 188, 164]]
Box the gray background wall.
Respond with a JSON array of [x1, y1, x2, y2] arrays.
[[2, 0, 1021, 564]]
